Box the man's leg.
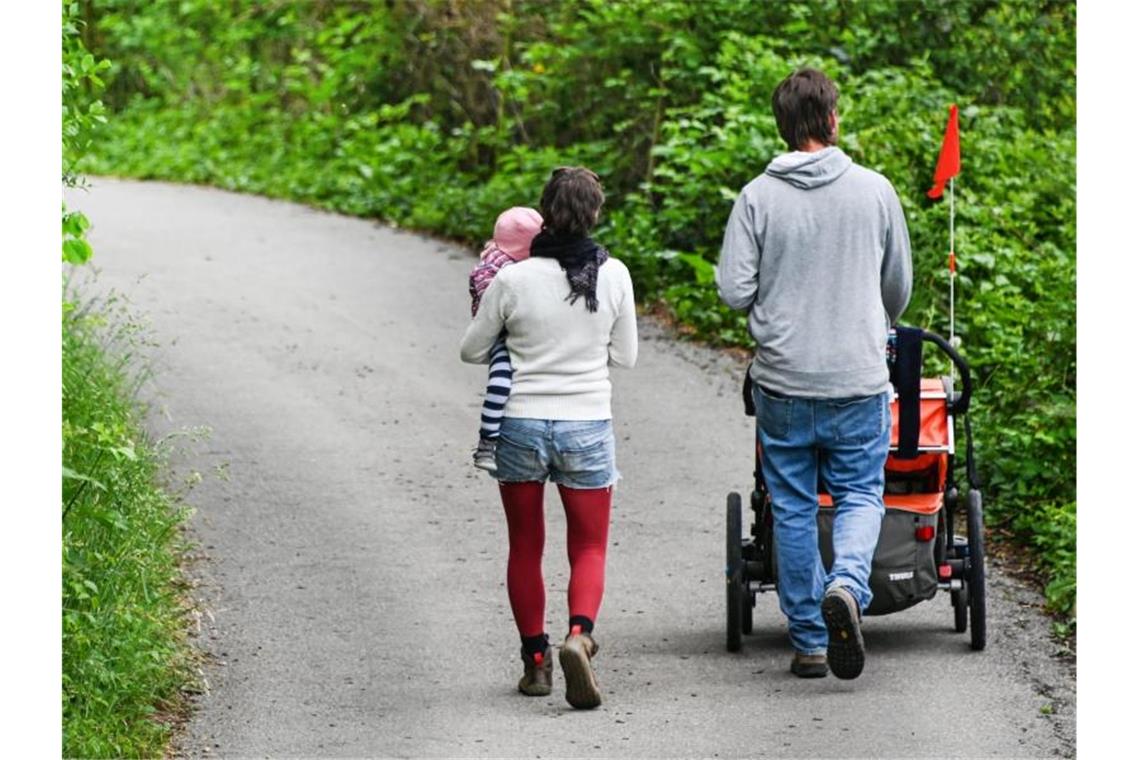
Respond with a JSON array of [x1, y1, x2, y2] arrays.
[[817, 391, 890, 680], [818, 392, 890, 611], [755, 387, 828, 658]]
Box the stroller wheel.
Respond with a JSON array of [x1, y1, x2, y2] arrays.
[[726, 492, 743, 652], [952, 588, 968, 633], [967, 489, 987, 651]]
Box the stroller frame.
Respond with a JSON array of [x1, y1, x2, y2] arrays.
[[725, 329, 987, 652]]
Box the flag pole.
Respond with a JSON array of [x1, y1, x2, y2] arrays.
[[928, 103, 960, 387], [949, 175, 956, 387], [950, 174, 955, 343]]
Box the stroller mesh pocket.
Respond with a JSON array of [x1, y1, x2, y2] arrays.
[[818, 507, 939, 616]]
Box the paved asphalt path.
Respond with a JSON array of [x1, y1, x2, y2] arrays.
[[66, 179, 1074, 758]]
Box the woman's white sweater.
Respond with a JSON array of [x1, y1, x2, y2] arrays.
[[460, 256, 638, 420]]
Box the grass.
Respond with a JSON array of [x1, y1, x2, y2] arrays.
[[62, 290, 198, 758]]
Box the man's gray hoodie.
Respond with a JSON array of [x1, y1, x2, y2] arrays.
[[716, 146, 912, 398]]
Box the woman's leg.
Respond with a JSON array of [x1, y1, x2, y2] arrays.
[[558, 484, 612, 632], [499, 481, 547, 652]]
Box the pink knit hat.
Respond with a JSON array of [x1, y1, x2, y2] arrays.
[[492, 206, 543, 261]]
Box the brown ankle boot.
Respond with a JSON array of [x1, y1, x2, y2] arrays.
[[822, 585, 865, 680], [790, 652, 828, 678], [518, 647, 553, 696], [559, 627, 601, 709]]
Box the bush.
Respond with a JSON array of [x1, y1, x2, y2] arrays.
[[62, 295, 196, 758], [64, 8, 196, 752]]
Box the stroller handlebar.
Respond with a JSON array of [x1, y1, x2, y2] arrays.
[[741, 328, 973, 418], [919, 330, 972, 416]]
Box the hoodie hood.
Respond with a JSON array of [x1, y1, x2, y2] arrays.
[[764, 146, 853, 190]]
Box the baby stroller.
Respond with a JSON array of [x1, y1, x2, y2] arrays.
[[725, 327, 986, 652]]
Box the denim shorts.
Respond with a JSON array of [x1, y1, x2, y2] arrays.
[[496, 418, 618, 489]]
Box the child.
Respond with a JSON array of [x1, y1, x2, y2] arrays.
[[468, 206, 544, 473]]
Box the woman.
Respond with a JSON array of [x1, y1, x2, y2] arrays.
[[460, 167, 637, 709]]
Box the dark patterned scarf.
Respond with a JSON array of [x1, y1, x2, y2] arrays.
[[529, 229, 610, 312]]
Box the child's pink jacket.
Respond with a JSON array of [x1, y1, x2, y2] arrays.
[[469, 246, 517, 317]]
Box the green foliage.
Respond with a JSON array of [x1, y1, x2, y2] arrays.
[[64, 8, 194, 752], [62, 296, 195, 758], [63, 2, 110, 185], [63, 1, 109, 264], [62, 207, 94, 265], [80, 0, 1075, 622], [1017, 500, 1076, 619]]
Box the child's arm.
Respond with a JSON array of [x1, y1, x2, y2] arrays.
[[469, 249, 511, 317], [469, 260, 493, 317], [461, 273, 510, 364]]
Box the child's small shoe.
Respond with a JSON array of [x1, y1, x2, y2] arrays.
[[473, 437, 498, 474]]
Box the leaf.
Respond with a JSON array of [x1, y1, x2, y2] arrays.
[[676, 252, 716, 285], [63, 237, 93, 264], [62, 210, 90, 237], [93, 509, 129, 531], [110, 445, 138, 462], [62, 466, 107, 491]]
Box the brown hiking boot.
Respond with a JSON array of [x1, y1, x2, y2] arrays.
[[790, 652, 828, 678], [518, 647, 553, 696], [559, 628, 601, 709], [822, 585, 865, 680]]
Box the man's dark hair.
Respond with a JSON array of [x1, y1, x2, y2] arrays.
[[771, 68, 839, 151], [539, 166, 605, 237]]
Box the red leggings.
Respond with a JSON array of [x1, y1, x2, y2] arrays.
[[498, 481, 612, 638]]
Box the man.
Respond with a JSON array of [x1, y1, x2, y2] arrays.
[[716, 68, 912, 680]]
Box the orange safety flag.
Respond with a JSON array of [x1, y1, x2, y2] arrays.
[[927, 104, 959, 199]]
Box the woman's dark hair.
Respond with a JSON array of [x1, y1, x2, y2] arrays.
[[539, 167, 605, 237], [771, 68, 839, 151]]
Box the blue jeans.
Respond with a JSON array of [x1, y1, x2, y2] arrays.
[[754, 385, 890, 655], [496, 418, 618, 489]]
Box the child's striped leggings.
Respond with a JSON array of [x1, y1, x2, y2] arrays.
[[480, 334, 513, 439]]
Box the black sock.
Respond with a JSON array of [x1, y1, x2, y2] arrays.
[[521, 633, 549, 657], [568, 615, 594, 634]]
